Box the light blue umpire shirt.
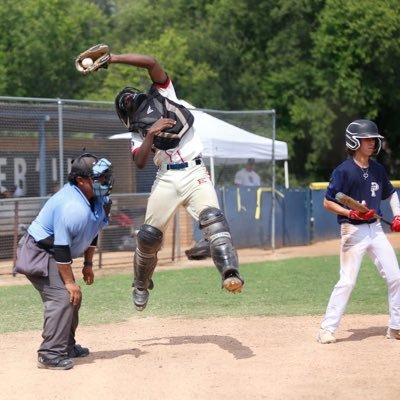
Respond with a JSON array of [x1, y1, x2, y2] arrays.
[[28, 182, 109, 259]]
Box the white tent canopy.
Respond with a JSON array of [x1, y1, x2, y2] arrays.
[[109, 102, 289, 185]]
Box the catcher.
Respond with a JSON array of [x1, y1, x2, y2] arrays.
[[75, 45, 244, 311]]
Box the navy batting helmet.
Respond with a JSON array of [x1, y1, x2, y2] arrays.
[[345, 119, 384, 154]]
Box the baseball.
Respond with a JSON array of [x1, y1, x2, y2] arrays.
[[82, 58, 93, 68]]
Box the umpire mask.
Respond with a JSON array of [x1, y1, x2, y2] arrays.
[[91, 158, 113, 197]]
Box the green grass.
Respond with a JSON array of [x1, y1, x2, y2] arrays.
[[0, 254, 391, 333]]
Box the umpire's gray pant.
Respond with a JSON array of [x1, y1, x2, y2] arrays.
[[27, 258, 81, 357]]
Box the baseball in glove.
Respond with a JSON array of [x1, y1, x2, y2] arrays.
[[75, 44, 110, 74]]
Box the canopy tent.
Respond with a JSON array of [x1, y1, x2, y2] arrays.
[[109, 102, 289, 186]]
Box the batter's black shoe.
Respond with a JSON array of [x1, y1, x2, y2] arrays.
[[133, 287, 149, 311], [67, 344, 90, 358], [223, 272, 244, 293], [37, 354, 74, 370]]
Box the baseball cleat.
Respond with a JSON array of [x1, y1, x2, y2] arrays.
[[223, 273, 244, 293], [385, 327, 400, 340], [133, 288, 149, 311], [317, 328, 336, 344], [67, 344, 90, 358]]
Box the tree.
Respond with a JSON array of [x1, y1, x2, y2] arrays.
[[312, 0, 400, 177], [0, 0, 109, 98]]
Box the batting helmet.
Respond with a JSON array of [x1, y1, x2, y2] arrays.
[[115, 87, 147, 129], [345, 119, 384, 154]]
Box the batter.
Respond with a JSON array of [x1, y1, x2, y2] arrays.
[[318, 119, 400, 343]]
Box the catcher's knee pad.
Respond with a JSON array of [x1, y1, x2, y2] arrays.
[[133, 224, 163, 289], [137, 224, 163, 254], [199, 207, 239, 276]]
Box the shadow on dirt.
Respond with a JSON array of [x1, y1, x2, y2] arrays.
[[337, 326, 386, 342], [137, 335, 255, 360], [75, 334, 254, 366]]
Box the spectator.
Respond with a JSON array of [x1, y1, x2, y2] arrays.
[[234, 158, 261, 186]]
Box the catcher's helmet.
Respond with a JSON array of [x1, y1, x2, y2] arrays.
[[345, 119, 384, 154], [115, 87, 147, 129]]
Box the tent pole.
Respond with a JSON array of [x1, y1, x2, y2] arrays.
[[210, 156, 215, 185], [271, 110, 276, 251], [284, 160, 289, 188]]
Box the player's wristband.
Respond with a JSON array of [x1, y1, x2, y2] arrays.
[[83, 261, 93, 267]]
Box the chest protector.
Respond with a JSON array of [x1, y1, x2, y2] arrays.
[[129, 84, 194, 150]]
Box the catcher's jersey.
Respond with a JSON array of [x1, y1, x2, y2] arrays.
[[130, 79, 203, 166], [325, 158, 395, 225], [28, 183, 109, 258]]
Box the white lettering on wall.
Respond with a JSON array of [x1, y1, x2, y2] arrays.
[[14, 158, 27, 195]]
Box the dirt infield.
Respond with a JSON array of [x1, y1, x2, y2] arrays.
[[2, 236, 400, 400]]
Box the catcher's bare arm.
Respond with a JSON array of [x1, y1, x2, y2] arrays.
[[109, 52, 174, 169], [134, 118, 176, 169], [109, 53, 167, 84]]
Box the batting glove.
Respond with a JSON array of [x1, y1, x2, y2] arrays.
[[391, 216, 400, 232], [349, 209, 375, 221]]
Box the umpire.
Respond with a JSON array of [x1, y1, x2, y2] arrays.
[[13, 153, 113, 370]]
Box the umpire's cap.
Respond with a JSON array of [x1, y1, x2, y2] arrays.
[[68, 153, 98, 182]]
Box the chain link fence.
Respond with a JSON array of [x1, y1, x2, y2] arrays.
[[0, 96, 282, 269]]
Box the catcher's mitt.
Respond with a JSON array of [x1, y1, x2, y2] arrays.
[[75, 44, 110, 74]]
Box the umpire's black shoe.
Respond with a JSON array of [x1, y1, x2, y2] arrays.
[[67, 344, 90, 358], [133, 287, 149, 311], [37, 354, 74, 370]]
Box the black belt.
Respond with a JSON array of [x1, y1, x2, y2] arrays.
[[162, 158, 202, 171]]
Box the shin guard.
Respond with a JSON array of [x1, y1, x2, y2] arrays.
[[199, 207, 241, 281]]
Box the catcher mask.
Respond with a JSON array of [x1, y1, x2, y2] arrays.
[[115, 87, 147, 128], [345, 119, 384, 154]]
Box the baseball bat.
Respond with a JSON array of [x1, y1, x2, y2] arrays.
[[335, 192, 392, 226]]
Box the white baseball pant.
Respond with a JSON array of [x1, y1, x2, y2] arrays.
[[321, 221, 400, 332], [144, 162, 219, 233]]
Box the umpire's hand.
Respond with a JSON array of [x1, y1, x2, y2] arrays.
[[65, 282, 82, 306], [82, 265, 94, 285]]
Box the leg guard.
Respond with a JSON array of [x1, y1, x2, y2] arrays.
[[199, 207, 244, 293], [132, 224, 163, 310]]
